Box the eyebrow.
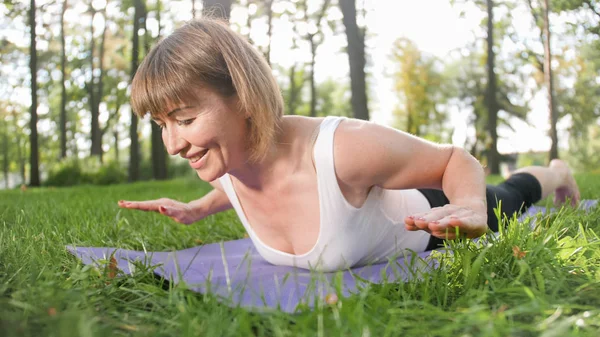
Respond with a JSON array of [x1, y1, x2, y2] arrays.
[[167, 106, 195, 116]]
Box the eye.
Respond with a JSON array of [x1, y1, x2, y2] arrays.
[[177, 118, 195, 126], [153, 120, 166, 130]]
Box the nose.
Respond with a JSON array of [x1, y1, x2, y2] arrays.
[[163, 126, 188, 156]]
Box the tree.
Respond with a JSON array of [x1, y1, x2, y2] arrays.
[[542, 0, 558, 161], [526, 0, 559, 161], [29, 0, 40, 186], [315, 78, 352, 117], [285, 64, 306, 115], [553, 0, 600, 35], [452, 0, 531, 173], [59, 0, 67, 159], [275, 1, 307, 116], [87, 0, 109, 161], [484, 0, 501, 174], [147, 0, 168, 180], [264, 0, 274, 65], [338, 0, 369, 120], [202, 0, 232, 20], [0, 101, 11, 189], [128, 0, 143, 182], [297, 0, 331, 117], [445, 42, 529, 162], [561, 41, 600, 170], [390, 38, 447, 140], [1, 122, 8, 189]]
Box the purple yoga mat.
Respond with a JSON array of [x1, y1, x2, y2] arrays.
[[67, 200, 597, 313]]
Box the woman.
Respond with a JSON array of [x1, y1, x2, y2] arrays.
[[119, 19, 580, 272]]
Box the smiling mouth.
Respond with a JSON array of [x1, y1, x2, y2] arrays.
[[189, 149, 208, 163]]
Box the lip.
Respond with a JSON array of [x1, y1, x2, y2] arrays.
[[188, 149, 209, 169]]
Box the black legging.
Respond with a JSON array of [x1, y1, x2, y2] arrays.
[[418, 172, 543, 251]]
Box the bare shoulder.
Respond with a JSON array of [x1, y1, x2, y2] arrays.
[[280, 115, 324, 151], [281, 115, 323, 134], [333, 118, 453, 190], [280, 116, 324, 169], [332, 118, 395, 187]]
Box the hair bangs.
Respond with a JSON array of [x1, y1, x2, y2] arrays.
[[131, 44, 196, 120]]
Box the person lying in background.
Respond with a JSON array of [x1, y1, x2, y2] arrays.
[[118, 19, 580, 272]]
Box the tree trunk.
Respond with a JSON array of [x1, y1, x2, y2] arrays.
[[101, 91, 121, 148], [12, 110, 26, 184], [339, 0, 369, 120], [3, 130, 8, 189], [244, 0, 253, 43], [309, 37, 317, 117], [308, 0, 330, 117], [202, 0, 232, 20], [29, 0, 40, 186], [60, 0, 67, 159], [485, 0, 500, 175], [151, 123, 167, 179], [192, 0, 196, 18], [147, 0, 168, 180], [89, 7, 100, 159], [95, 8, 107, 161], [265, 0, 273, 65], [407, 104, 415, 135], [128, 0, 142, 182], [543, 0, 559, 161], [19, 139, 26, 185], [288, 64, 299, 115], [114, 130, 119, 163], [157, 0, 162, 36], [89, 4, 107, 160]]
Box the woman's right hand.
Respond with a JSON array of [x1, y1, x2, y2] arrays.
[[118, 198, 201, 225]]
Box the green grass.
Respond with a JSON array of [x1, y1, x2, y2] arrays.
[[1, 174, 600, 336]]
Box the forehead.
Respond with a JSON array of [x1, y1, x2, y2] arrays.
[[153, 87, 224, 119]]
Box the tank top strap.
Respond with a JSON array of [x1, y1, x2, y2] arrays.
[[313, 116, 355, 211], [313, 116, 345, 180]]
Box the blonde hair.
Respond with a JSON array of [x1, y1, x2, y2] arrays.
[[131, 19, 284, 163]]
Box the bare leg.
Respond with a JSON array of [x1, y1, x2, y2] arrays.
[[511, 159, 580, 206]]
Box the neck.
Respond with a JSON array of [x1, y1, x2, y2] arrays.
[[228, 127, 287, 191]]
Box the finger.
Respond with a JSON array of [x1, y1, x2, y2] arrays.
[[404, 215, 418, 230], [118, 200, 139, 209], [412, 218, 431, 231], [430, 216, 487, 239], [413, 211, 459, 230], [406, 213, 439, 232], [428, 218, 457, 238], [404, 225, 420, 231], [431, 230, 458, 240], [120, 200, 162, 212], [160, 207, 190, 225], [159, 205, 174, 216], [447, 216, 488, 238], [414, 205, 466, 223], [404, 221, 420, 232]]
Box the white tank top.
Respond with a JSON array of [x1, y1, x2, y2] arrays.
[[219, 116, 432, 272]]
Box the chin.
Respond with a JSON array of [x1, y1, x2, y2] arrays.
[[196, 167, 227, 183]]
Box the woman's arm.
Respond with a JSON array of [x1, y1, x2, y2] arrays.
[[118, 180, 233, 225], [332, 118, 487, 239], [187, 184, 233, 219]]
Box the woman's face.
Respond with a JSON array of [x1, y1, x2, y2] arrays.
[[154, 87, 249, 182]]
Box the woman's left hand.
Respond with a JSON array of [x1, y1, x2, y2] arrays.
[[404, 204, 488, 239]]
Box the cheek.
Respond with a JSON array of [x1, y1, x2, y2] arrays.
[[187, 124, 217, 146]]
